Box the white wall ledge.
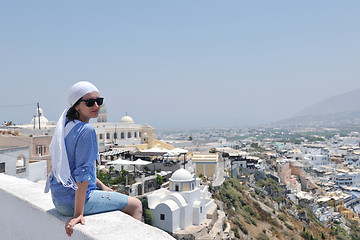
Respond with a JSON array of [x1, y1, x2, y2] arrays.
[[0, 173, 175, 240]]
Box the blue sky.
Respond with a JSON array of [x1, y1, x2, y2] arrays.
[[1, 1, 359, 128]]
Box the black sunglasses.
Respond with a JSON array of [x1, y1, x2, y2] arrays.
[[80, 97, 104, 107]]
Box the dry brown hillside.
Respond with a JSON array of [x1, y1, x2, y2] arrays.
[[213, 177, 360, 240]]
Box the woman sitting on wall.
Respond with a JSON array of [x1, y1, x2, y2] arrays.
[[45, 81, 142, 237]]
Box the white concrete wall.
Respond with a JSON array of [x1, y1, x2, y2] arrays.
[[181, 204, 191, 230], [153, 202, 178, 233], [0, 147, 48, 183], [0, 147, 29, 176], [0, 174, 175, 240], [28, 160, 47, 182], [193, 202, 200, 225]]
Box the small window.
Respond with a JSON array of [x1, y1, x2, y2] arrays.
[[106, 133, 110, 140], [35, 146, 38, 155], [200, 207, 203, 213], [128, 132, 131, 138], [134, 132, 137, 138], [0, 162, 5, 173], [16, 157, 26, 174], [160, 214, 165, 220], [114, 133, 118, 139], [121, 132, 125, 139], [43, 146, 46, 154], [16, 157, 25, 168], [99, 134, 103, 140], [139, 132, 142, 138], [175, 185, 179, 192]]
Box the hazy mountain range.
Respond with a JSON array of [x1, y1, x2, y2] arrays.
[[275, 88, 360, 126]]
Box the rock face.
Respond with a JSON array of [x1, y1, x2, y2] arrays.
[[215, 178, 340, 239]]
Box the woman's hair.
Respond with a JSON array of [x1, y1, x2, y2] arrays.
[[66, 98, 82, 121]]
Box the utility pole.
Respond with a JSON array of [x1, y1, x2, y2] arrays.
[[183, 153, 186, 169], [114, 124, 117, 145], [37, 102, 41, 129]]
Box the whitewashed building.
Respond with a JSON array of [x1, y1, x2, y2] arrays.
[[301, 144, 330, 167], [344, 153, 360, 168], [9, 107, 56, 136], [334, 171, 360, 187], [0, 146, 46, 182], [147, 169, 214, 233], [93, 110, 156, 149]]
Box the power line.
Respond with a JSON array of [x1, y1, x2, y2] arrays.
[[0, 136, 50, 159], [0, 135, 36, 145], [0, 151, 48, 161], [0, 103, 37, 108]]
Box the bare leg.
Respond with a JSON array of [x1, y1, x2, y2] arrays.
[[122, 196, 142, 221]]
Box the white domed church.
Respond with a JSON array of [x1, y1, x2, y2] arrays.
[[147, 169, 215, 233], [92, 106, 156, 149], [30, 108, 49, 128]]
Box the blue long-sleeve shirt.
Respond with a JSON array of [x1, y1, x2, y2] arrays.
[[50, 121, 98, 205]]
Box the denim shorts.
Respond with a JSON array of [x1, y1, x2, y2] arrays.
[[52, 190, 129, 217]]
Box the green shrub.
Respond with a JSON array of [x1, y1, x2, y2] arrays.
[[229, 177, 244, 192], [228, 209, 236, 216], [156, 174, 163, 186], [257, 233, 270, 240], [231, 227, 240, 238], [270, 226, 278, 233], [253, 201, 261, 209], [278, 214, 287, 222], [208, 182, 213, 192], [257, 179, 266, 188], [140, 198, 153, 225], [243, 205, 259, 219], [222, 221, 227, 231], [347, 220, 360, 240], [285, 223, 293, 230], [268, 217, 280, 228], [301, 231, 312, 240], [97, 170, 111, 186], [336, 234, 348, 240], [231, 217, 248, 235], [250, 217, 258, 226], [143, 209, 153, 225], [320, 232, 325, 240]]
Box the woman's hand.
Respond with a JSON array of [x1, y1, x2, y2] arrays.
[[96, 178, 113, 191], [65, 215, 85, 237], [68, 181, 88, 237], [101, 185, 114, 192]]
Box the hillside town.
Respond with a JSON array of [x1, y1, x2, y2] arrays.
[[2, 106, 360, 239]]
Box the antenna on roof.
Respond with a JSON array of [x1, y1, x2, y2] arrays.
[[37, 102, 41, 129]]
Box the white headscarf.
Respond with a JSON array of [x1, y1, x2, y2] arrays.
[[44, 81, 99, 193]]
